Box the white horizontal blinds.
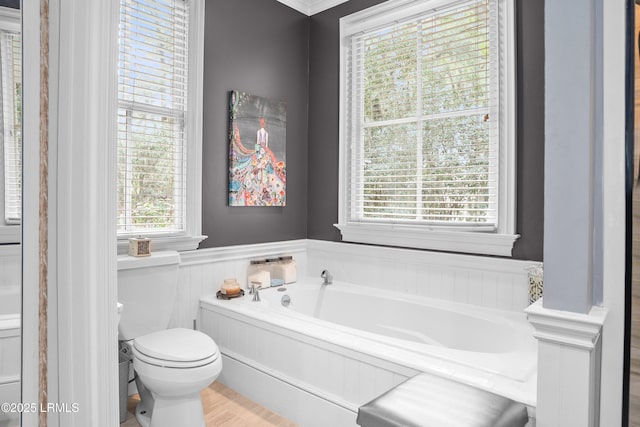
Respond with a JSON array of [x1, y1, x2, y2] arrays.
[[348, 0, 497, 227], [1, 30, 21, 224], [118, 0, 188, 234]]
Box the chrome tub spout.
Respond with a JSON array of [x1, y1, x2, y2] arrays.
[[321, 270, 333, 285]]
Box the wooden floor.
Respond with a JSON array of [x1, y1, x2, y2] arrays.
[[632, 5, 640, 425], [631, 184, 640, 426], [121, 382, 298, 427]]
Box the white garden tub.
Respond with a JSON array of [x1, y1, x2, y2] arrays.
[[200, 279, 537, 427], [0, 286, 20, 427]]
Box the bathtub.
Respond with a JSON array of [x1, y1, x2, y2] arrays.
[[0, 286, 20, 427], [199, 279, 537, 427]]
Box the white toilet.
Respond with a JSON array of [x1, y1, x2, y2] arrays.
[[118, 251, 222, 427]]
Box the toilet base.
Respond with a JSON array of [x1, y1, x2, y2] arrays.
[[135, 394, 206, 427], [134, 401, 151, 427]]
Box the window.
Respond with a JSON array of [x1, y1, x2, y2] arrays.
[[117, 0, 205, 252], [337, 0, 517, 256], [1, 27, 20, 225], [0, 6, 20, 244]]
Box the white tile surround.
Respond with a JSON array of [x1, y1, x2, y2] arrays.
[[174, 239, 540, 331]]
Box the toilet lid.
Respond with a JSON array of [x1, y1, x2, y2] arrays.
[[134, 328, 218, 363]]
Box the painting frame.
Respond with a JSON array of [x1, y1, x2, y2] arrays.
[[228, 90, 287, 207]]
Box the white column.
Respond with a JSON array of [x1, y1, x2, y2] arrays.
[[540, 0, 626, 425], [21, 2, 41, 426], [544, 0, 596, 314], [526, 301, 607, 427], [42, 0, 119, 426]]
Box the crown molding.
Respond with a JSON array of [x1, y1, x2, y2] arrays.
[[308, 0, 350, 15], [276, 0, 349, 15]]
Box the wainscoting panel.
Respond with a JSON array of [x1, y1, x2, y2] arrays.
[[200, 305, 415, 427], [171, 240, 308, 329], [0, 321, 20, 383], [306, 240, 540, 312], [171, 239, 539, 330], [165, 239, 540, 426], [0, 245, 20, 293]]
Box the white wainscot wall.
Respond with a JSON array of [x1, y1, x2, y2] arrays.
[[0, 244, 20, 426], [306, 240, 539, 312], [160, 239, 539, 426], [187, 239, 539, 427], [0, 245, 22, 308], [0, 240, 20, 379], [171, 239, 539, 330], [170, 240, 308, 329], [200, 306, 416, 427]]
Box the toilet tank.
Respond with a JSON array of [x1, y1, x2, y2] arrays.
[[117, 251, 180, 341]]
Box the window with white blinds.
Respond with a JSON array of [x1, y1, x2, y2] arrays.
[[117, 0, 189, 235], [338, 0, 517, 255], [1, 29, 21, 225]]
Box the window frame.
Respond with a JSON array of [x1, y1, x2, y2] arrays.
[[116, 0, 206, 254], [0, 6, 20, 244], [336, 0, 518, 256]]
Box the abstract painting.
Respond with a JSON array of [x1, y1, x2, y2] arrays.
[[228, 90, 286, 206]]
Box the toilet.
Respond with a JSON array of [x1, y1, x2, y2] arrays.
[[118, 251, 222, 427]]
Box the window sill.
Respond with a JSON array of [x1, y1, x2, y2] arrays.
[[117, 234, 207, 255], [0, 225, 20, 244], [117, 250, 181, 270], [334, 223, 519, 257]]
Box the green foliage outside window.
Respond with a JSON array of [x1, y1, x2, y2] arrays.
[[360, 1, 493, 224]]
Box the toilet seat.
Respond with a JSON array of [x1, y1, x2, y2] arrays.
[[134, 349, 219, 369], [134, 328, 219, 369]]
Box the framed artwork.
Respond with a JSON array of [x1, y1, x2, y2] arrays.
[[228, 90, 286, 206]]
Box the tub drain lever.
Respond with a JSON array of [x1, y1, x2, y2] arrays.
[[281, 295, 291, 307]]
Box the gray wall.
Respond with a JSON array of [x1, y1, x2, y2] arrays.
[[306, 0, 386, 244], [0, 1, 18, 9], [513, 0, 545, 261], [201, 0, 309, 248], [202, 0, 544, 261], [306, 0, 545, 261]]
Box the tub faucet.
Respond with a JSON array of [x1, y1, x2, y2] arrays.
[[250, 282, 261, 302], [321, 270, 333, 285]]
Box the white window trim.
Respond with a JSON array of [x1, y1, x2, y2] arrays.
[[116, 0, 207, 254], [0, 6, 19, 244], [336, 0, 518, 257]]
